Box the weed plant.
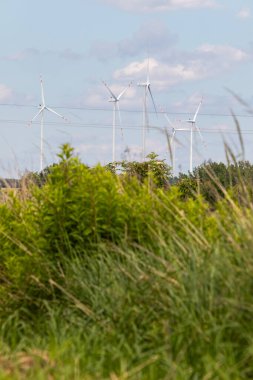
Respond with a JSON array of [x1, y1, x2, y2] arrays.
[[0, 144, 253, 379]]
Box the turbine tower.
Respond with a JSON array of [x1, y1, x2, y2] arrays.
[[184, 98, 204, 173], [163, 112, 188, 176], [138, 59, 157, 161], [29, 76, 68, 172], [102, 81, 131, 162]]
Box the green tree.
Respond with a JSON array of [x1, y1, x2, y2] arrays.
[[106, 152, 172, 188]]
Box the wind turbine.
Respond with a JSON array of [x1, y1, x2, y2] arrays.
[[102, 81, 131, 162], [29, 76, 68, 172], [138, 59, 157, 161], [184, 98, 204, 173], [163, 111, 188, 176], [163, 113, 177, 175]]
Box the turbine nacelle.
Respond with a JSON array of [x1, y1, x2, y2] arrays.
[[138, 81, 150, 87]]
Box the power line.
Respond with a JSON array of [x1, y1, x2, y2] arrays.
[[0, 118, 253, 135], [0, 102, 252, 118]]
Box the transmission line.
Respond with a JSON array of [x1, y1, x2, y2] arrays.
[[0, 118, 252, 135], [0, 102, 252, 118]]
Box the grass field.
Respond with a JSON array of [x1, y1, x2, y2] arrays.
[[1, 144, 253, 379]]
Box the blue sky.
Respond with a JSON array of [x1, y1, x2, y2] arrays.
[[0, 0, 252, 175]]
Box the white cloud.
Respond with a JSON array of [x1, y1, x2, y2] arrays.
[[0, 84, 14, 102], [114, 59, 159, 78], [114, 58, 209, 90], [197, 44, 248, 62], [237, 7, 251, 19], [113, 44, 249, 91], [3, 48, 39, 61], [100, 0, 218, 12]]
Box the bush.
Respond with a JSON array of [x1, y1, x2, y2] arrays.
[[1, 144, 253, 378]]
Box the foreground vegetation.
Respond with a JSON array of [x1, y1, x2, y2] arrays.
[[1, 144, 253, 379]]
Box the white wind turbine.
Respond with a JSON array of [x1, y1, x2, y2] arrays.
[[163, 112, 189, 176], [29, 76, 68, 172], [183, 98, 204, 173], [102, 81, 131, 162], [138, 59, 157, 161]]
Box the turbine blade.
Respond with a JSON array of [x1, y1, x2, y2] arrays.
[[193, 98, 202, 122], [164, 113, 175, 129], [117, 82, 132, 100], [195, 124, 205, 145], [40, 76, 45, 107], [102, 81, 117, 101], [148, 86, 157, 114], [164, 127, 173, 165], [46, 107, 67, 121], [30, 108, 43, 124], [176, 128, 191, 131]]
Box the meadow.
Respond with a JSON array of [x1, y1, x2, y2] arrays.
[[1, 144, 253, 379]]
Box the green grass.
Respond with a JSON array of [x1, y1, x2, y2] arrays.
[[1, 144, 253, 379]]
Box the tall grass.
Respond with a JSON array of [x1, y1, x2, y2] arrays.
[[1, 144, 253, 379]]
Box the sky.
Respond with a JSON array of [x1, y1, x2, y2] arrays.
[[0, 0, 253, 176]]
